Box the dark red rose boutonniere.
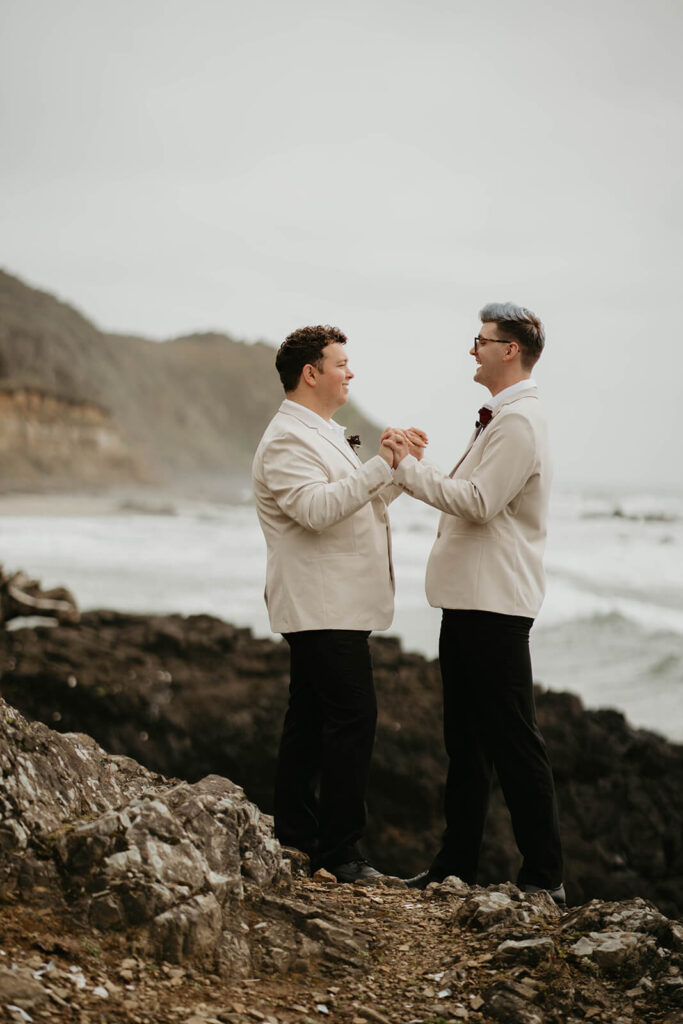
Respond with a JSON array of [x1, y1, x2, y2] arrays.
[[347, 434, 362, 452]]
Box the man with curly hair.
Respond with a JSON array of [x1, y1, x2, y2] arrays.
[[252, 324, 425, 883]]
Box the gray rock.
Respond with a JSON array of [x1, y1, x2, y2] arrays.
[[0, 699, 289, 968], [495, 936, 556, 965], [432, 875, 471, 898], [561, 898, 683, 955], [568, 929, 657, 975], [453, 885, 560, 932]]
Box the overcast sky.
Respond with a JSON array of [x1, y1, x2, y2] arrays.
[[2, 0, 681, 489]]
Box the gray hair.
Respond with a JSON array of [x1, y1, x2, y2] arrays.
[[478, 301, 545, 368]]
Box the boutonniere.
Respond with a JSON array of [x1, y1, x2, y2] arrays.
[[347, 434, 361, 452]]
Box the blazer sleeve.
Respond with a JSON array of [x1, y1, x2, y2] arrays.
[[261, 432, 393, 531], [393, 413, 537, 523]]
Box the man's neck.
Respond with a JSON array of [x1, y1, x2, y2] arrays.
[[284, 392, 336, 422], [487, 372, 531, 398]]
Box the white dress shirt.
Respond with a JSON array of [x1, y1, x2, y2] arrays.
[[481, 377, 537, 414]]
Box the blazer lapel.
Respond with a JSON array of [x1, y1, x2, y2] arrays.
[[449, 428, 479, 477], [278, 401, 358, 469], [447, 387, 538, 477], [317, 427, 359, 468]]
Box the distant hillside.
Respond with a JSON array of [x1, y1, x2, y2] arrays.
[[0, 270, 381, 494]]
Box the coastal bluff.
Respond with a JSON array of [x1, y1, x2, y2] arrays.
[[0, 268, 380, 494], [1, 609, 681, 925]]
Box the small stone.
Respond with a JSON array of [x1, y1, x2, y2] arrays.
[[313, 868, 337, 884], [435, 876, 470, 897], [356, 1009, 393, 1024]]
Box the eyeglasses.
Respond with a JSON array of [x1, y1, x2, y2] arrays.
[[473, 335, 512, 353]]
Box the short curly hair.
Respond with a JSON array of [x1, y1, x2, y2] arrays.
[[275, 325, 347, 392], [479, 302, 545, 370]]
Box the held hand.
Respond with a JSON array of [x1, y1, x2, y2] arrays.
[[379, 428, 404, 468], [390, 433, 410, 465], [404, 427, 428, 461], [379, 440, 395, 467], [380, 428, 410, 467]]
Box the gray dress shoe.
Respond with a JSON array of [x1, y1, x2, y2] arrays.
[[403, 869, 446, 889], [329, 859, 383, 883]]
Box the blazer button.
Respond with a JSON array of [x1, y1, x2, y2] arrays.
[[437, 531, 441, 538]]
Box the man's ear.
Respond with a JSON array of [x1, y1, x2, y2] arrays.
[[301, 363, 317, 387]]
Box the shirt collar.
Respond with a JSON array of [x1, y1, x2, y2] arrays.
[[482, 377, 537, 412], [281, 398, 347, 437]]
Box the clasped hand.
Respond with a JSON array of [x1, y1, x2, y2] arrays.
[[379, 427, 428, 469]]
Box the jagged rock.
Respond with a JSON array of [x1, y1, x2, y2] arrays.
[[0, 699, 287, 969], [453, 885, 560, 933], [560, 897, 683, 952], [0, 697, 379, 978], [568, 930, 657, 974], [431, 875, 471, 898], [495, 936, 557, 965]]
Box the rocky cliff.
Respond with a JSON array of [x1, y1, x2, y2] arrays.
[[0, 269, 381, 494], [0, 388, 146, 485], [1, 610, 681, 924], [2, 700, 683, 1024]]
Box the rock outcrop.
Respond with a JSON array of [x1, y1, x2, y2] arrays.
[[0, 699, 369, 979], [0, 388, 146, 487], [1, 610, 682, 922]]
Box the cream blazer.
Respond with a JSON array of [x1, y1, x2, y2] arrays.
[[394, 388, 551, 618], [252, 401, 397, 633]]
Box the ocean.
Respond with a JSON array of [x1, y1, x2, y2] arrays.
[[1, 488, 682, 742]]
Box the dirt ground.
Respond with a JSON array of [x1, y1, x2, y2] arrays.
[[2, 873, 679, 1024]]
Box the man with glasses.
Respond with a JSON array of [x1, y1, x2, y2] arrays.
[[383, 302, 565, 908]]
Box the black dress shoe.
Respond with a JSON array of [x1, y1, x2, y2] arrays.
[[403, 869, 445, 889], [521, 882, 567, 911], [329, 859, 383, 883]]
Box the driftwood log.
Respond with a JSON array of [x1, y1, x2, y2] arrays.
[[0, 566, 79, 625]]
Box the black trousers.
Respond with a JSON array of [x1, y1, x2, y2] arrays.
[[431, 609, 563, 889], [273, 629, 377, 870]]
